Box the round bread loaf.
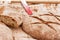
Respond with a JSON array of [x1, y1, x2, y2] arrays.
[[22, 4, 60, 40], [0, 22, 13, 40]]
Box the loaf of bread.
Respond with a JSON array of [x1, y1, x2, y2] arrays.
[[12, 27, 37, 40], [0, 22, 13, 40], [22, 4, 60, 40], [0, 3, 22, 28]]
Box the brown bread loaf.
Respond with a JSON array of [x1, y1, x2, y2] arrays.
[[22, 4, 60, 40]]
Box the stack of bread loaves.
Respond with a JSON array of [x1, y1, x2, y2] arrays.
[[1, 1, 60, 40]]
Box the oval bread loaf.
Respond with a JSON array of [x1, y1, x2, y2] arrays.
[[22, 4, 60, 40]]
